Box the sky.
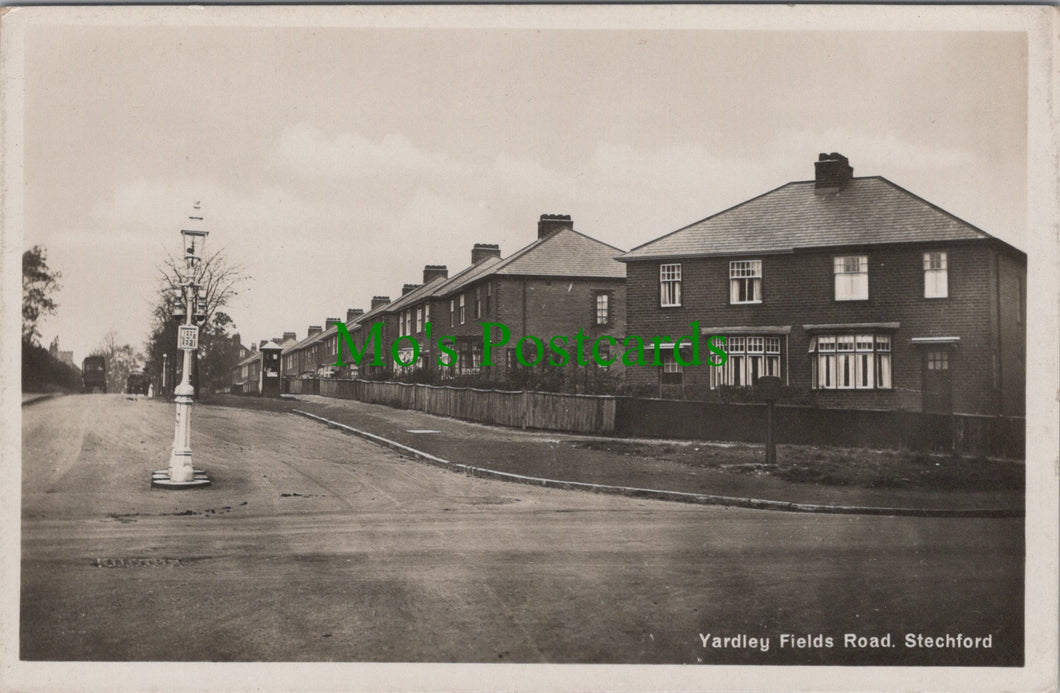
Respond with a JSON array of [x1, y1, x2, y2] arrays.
[[20, 18, 1028, 364]]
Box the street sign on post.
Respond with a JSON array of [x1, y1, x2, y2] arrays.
[[177, 325, 199, 351], [755, 376, 783, 466]]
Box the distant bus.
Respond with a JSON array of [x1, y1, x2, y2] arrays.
[[125, 371, 150, 395], [82, 356, 106, 393]]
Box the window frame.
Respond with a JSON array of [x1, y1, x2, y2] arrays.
[[659, 263, 682, 308], [810, 332, 892, 391], [729, 259, 763, 305], [923, 251, 948, 299], [834, 255, 869, 301], [594, 291, 611, 326], [710, 334, 782, 389]]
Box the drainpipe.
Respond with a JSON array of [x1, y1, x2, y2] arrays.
[[995, 252, 1004, 416]]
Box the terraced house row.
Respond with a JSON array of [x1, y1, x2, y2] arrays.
[[234, 153, 1025, 416]]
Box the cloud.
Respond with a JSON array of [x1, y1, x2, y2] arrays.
[[268, 122, 473, 182]]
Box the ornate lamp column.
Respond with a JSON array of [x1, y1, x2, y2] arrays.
[[152, 211, 212, 489]]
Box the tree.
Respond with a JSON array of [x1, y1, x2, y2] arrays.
[[90, 331, 144, 394], [144, 248, 249, 396], [22, 245, 61, 345]]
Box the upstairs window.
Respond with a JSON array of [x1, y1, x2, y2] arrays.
[[660, 263, 682, 307], [729, 260, 762, 304], [459, 294, 466, 324], [595, 292, 611, 325], [924, 252, 948, 298], [449, 299, 455, 327], [415, 306, 423, 334], [475, 289, 481, 319], [485, 283, 492, 315], [834, 255, 868, 301]]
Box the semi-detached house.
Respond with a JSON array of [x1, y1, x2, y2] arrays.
[[379, 214, 627, 382], [618, 153, 1025, 416]]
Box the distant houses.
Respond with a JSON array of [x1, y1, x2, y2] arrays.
[[232, 153, 1025, 417]]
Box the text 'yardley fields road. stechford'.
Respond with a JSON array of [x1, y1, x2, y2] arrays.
[[332, 320, 729, 370], [698, 632, 994, 653]]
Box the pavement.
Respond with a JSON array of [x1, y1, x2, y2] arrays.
[[19, 394, 1024, 665], [210, 393, 1023, 515]]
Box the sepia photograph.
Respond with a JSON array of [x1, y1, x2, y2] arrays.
[[2, 4, 1056, 692]]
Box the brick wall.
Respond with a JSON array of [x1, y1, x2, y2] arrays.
[[625, 241, 1024, 415]]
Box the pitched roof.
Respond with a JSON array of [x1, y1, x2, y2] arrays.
[[431, 255, 503, 299], [282, 328, 328, 355], [382, 275, 450, 314], [620, 177, 999, 261], [493, 227, 626, 278]]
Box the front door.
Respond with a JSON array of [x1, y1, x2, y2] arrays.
[[922, 349, 953, 413]]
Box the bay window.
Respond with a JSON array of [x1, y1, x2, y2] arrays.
[[811, 333, 891, 390]]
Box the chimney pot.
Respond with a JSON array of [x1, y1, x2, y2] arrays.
[[538, 213, 573, 239], [283, 331, 297, 342], [308, 325, 323, 337], [346, 308, 364, 322], [471, 243, 501, 264], [402, 283, 421, 296], [371, 295, 391, 310], [324, 317, 341, 329], [814, 152, 853, 192]]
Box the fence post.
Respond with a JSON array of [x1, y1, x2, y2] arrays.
[[522, 389, 529, 430]]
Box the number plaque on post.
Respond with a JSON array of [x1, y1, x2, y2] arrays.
[[177, 325, 199, 351]]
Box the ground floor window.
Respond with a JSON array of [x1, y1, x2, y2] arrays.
[[659, 352, 683, 384], [710, 335, 782, 388], [810, 334, 891, 390], [455, 341, 482, 375]]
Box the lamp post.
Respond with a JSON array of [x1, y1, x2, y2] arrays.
[[152, 210, 212, 489]]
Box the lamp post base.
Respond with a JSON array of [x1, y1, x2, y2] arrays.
[[151, 469, 212, 489]]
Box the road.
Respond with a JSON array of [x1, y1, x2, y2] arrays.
[[20, 395, 1023, 664]]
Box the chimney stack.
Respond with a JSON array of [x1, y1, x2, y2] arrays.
[[423, 265, 448, 284], [346, 308, 364, 322], [402, 283, 421, 296], [308, 325, 323, 337], [538, 214, 572, 239], [283, 331, 297, 343], [471, 243, 501, 264], [251, 343, 258, 352], [814, 153, 853, 192], [371, 295, 390, 311], [324, 317, 341, 330]]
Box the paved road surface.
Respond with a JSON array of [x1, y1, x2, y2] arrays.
[[20, 395, 1023, 664]]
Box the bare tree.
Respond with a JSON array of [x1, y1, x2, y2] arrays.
[[145, 247, 250, 396]]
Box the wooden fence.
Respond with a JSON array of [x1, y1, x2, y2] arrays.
[[319, 379, 616, 435], [315, 379, 1023, 458]]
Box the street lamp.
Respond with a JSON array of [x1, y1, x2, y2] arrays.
[[152, 211, 212, 489]]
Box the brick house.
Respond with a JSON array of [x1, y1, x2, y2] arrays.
[[281, 310, 365, 391], [232, 337, 291, 395], [378, 214, 627, 383], [618, 153, 1025, 416]]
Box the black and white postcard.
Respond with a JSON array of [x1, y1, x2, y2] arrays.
[[2, 4, 1056, 692]]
